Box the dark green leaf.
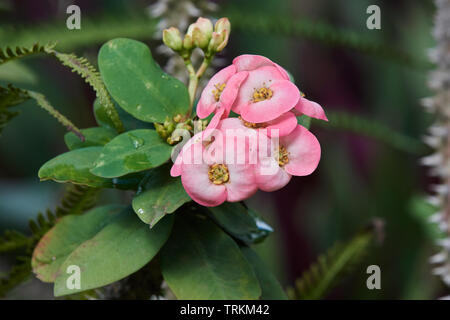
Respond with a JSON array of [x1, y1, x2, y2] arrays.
[[241, 247, 287, 300], [38, 147, 113, 188], [64, 127, 117, 150], [207, 203, 273, 245], [90, 129, 172, 178], [98, 38, 190, 123], [132, 164, 191, 227], [52, 207, 173, 296], [161, 214, 261, 300]]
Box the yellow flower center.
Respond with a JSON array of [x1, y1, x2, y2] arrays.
[[208, 164, 230, 185], [238, 116, 267, 129], [252, 87, 273, 102], [278, 145, 289, 167], [212, 83, 226, 102]]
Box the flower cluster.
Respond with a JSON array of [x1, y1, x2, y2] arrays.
[[171, 55, 328, 206]]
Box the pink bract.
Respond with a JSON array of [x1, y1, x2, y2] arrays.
[[293, 96, 328, 121]]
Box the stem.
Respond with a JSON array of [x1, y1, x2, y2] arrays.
[[27, 91, 85, 141], [184, 54, 214, 117]]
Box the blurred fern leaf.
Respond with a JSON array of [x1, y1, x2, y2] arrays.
[[226, 9, 430, 70], [0, 43, 55, 65], [314, 111, 428, 155], [287, 222, 378, 300]]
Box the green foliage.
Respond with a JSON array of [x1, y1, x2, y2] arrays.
[[98, 38, 190, 123], [0, 14, 156, 52], [206, 202, 273, 245], [0, 43, 55, 65], [38, 146, 113, 188], [315, 111, 428, 155], [0, 184, 100, 297], [90, 129, 172, 178], [160, 213, 261, 300], [0, 84, 29, 135], [64, 127, 117, 150], [46, 49, 124, 133], [51, 207, 173, 296], [241, 247, 288, 300], [132, 164, 191, 227], [287, 225, 375, 300], [226, 9, 430, 70]]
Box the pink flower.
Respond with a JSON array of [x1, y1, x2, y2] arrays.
[[196, 65, 248, 120], [255, 125, 321, 192], [230, 55, 300, 123], [293, 96, 328, 121], [178, 128, 257, 207]]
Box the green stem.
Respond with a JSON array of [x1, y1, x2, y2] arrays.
[[27, 91, 85, 141], [184, 55, 214, 117]]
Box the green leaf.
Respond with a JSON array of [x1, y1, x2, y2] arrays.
[[161, 214, 261, 300], [93, 98, 153, 131], [90, 129, 172, 178], [98, 38, 190, 123], [38, 146, 113, 188], [32, 204, 125, 283], [64, 127, 117, 150], [132, 164, 191, 227], [297, 115, 311, 129], [207, 202, 273, 245], [241, 247, 287, 300], [51, 206, 173, 296]]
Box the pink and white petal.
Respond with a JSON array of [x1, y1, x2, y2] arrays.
[[225, 164, 257, 202], [263, 111, 298, 137], [240, 80, 300, 123], [254, 158, 292, 192], [181, 164, 227, 207], [203, 107, 225, 135], [220, 71, 248, 115], [281, 125, 321, 176], [294, 97, 328, 121], [232, 66, 288, 113], [233, 55, 289, 80], [197, 65, 236, 118], [170, 132, 204, 177]]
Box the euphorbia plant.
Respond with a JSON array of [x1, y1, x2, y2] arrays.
[[10, 17, 327, 299]]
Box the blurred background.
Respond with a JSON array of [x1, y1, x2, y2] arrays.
[[0, 0, 447, 299]]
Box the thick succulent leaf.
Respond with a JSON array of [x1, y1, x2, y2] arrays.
[[38, 147, 113, 188], [32, 204, 125, 282], [241, 247, 288, 300], [132, 164, 190, 227], [160, 214, 261, 300], [64, 127, 117, 150], [207, 203, 273, 245], [98, 38, 190, 123], [51, 207, 173, 296], [90, 129, 172, 178]]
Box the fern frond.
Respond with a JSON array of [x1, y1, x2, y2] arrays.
[[0, 231, 31, 253], [226, 9, 429, 70], [0, 257, 32, 297], [0, 84, 29, 135], [314, 111, 428, 155], [26, 90, 85, 141], [0, 43, 55, 65], [287, 222, 379, 300], [45, 49, 124, 133], [29, 184, 100, 240]]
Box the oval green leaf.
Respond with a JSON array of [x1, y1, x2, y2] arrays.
[[132, 165, 191, 227], [90, 129, 172, 178], [98, 38, 190, 123], [32, 204, 126, 283], [64, 127, 117, 150], [240, 247, 288, 300], [161, 214, 261, 300], [38, 146, 113, 188], [53, 207, 174, 296]]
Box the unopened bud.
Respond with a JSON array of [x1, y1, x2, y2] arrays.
[[208, 18, 230, 53], [183, 34, 194, 50], [162, 27, 182, 51], [186, 17, 213, 50]]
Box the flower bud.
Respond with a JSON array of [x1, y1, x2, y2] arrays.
[[183, 34, 194, 50], [207, 18, 231, 53], [186, 17, 213, 50], [162, 27, 183, 51]]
